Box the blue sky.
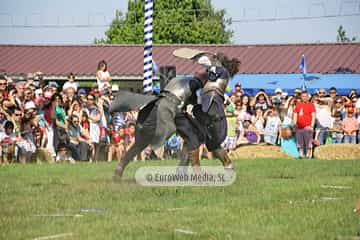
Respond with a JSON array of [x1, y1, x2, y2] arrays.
[[0, 0, 359, 44]]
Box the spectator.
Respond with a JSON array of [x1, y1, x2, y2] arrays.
[[332, 96, 346, 118], [126, 122, 136, 151], [263, 107, 281, 145], [293, 88, 302, 99], [313, 91, 332, 145], [271, 88, 283, 103], [67, 114, 85, 161], [67, 99, 82, 118], [51, 94, 67, 150], [279, 124, 299, 158], [293, 91, 316, 158], [235, 95, 252, 119], [329, 87, 337, 99], [224, 94, 236, 117], [278, 92, 289, 122], [86, 94, 103, 161], [232, 82, 243, 102], [55, 144, 75, 164], [164, 134, 183, 159], [250, 89, 272, 112], [96, 60, 111, 91], [78, 88, 87, 105], [282, 95, 297, 125], [0, 121, 17, 164], [242, 115, 260, 144], [331, 111, 343, 144], [253, 107, 265, 142], [348, 89, 357, 100], [62, 73, 78, 93], [14, 80, 26, 109], [108, 126, 126, 162], [0, 75, 8, 99], [342, 108, 358, 144], [43, 95, 57, 158]]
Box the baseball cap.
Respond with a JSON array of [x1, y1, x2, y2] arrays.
[[275, 88, 282, 94], [78, 88, 86, 95]]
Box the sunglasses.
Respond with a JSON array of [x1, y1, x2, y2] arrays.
[[330, 91, 336, 94], [336, 101, 343, 104], [73, 121, 79, 124], [319, 92, 326, 94]]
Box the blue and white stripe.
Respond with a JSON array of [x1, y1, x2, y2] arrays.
[[143, 0, 153, 93]]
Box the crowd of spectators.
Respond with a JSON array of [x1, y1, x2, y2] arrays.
[[0, 61, 148, 164], [0, 61, 359, 164], [223, 83, 359, 158]]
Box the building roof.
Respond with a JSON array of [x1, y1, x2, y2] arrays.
[[0, 43, 359, 76]]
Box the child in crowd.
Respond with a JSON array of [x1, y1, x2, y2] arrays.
[[331, 111, 343, 144], [253, 107, 265, 143], [280, 124, 299, 158], [55, 144, 75, 164], [108, 126, 127, 162], [241, 115, 260, 144], [0, 121, 17, 164], [342, 108, 358, 144], [263, 108, 281, 145]]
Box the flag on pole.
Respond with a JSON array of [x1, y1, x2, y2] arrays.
[[143, 0, 153, 93], [299, 54, 307, 76]]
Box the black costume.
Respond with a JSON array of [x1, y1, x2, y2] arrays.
[[110, 77, 204, 178], [189, 65, 233, 168]]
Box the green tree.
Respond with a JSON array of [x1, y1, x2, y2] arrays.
[[337, 25, 357, 43], [95, 0, 233, 44]]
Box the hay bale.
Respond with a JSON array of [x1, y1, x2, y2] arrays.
[[314, 144, 360, 160], [31, 148, 54, 163], [229, 144, 292, 159]]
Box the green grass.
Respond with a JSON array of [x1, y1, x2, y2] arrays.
[[1, 158, 360, 240]]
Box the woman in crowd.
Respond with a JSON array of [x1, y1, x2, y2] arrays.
[[96, 60, 111, 91], [86, 94, 103, 162]]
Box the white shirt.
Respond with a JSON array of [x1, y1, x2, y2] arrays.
[[264, 116, 281, 136], [315, 104, 333, 128]]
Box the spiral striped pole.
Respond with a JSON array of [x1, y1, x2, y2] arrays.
[[143, 0, 153, 93]]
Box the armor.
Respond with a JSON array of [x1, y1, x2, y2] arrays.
[[163, 77, 202, 105], [202, 66, 230, 96]]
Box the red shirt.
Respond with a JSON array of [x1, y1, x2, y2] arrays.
[[294, 102, 315, 129]]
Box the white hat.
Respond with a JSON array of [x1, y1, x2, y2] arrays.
[[275, 88, 282, 94], [24, 101, 36, 110], [111, 85, 119, 92], [281, 92, 288, 97]]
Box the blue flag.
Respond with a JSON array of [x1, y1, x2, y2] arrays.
[[299, 54, 307, 75]]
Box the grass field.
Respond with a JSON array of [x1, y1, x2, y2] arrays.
[[1, 158, 360, 240]]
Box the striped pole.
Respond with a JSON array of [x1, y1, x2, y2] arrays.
[[143, 0, 153, 93]]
